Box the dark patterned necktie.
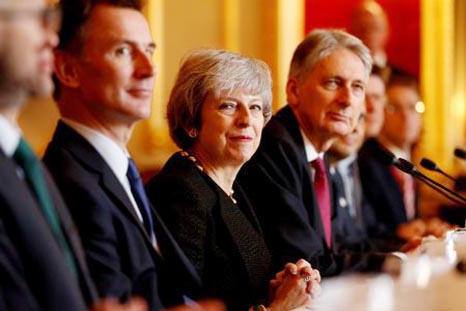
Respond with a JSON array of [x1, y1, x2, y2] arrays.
[[13, 137, 77, 276], [311, 158, 332, 247], [127, 158, 155, 240]]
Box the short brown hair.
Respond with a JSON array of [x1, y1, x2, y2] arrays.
[[53, 0, 144, 99], [57, 0, 143, 51]]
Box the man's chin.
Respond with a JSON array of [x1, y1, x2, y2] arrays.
[[29, 78, 54, 98], [330, 125, 352, 137]]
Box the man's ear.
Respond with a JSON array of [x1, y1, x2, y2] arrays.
[[286, 77, 300, 108], [53, 50, 80, 88]]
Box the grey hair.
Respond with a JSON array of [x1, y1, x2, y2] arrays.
[[167, 48, 273, 150], [288, 29, 372, 81]]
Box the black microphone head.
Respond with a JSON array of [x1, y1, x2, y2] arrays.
[[454, 148, 466, 160], [420, 158, 439, 171], [373, 144, 397, 165], [395, 158, 416, 175]]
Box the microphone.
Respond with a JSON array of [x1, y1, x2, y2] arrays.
[[372, 143, 399, 166], [372, 145, 466, 204], [454, 148, 466, 160], [395, 157, 466, 205], [420, 158, 457, 183]]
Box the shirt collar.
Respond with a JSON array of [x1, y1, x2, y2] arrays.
[[299, 127, 324, 162], [336, 153, 357, 173], [0, 114, 21, 157], [377, 137, 411, 161], [62, 118, 130, 182]]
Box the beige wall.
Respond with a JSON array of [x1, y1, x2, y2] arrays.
[[18, 97, 59, 156]]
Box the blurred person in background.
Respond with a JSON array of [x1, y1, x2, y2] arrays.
[[363, 65, 387, 140], [0, 0, 224, 310], [359, 74, 423, 237], [0, 0, 99, 309], [328, 111, 371, 252], [359, 71, 455, 245], [350, 0, 389, 69]]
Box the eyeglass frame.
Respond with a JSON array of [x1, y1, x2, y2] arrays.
[[385, 102, 424, 115]]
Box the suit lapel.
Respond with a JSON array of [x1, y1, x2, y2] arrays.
[[213, 183, 270, 292], [275, 107, 328, 248], [50, 121, 157, 252], [233, 184, 263, 235], [0, 150, 88, 308], [151, 208, 201, 286], [43, 166, 98, 303]]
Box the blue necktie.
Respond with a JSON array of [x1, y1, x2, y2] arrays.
[[126, 158, 155, 240], [13, 137, 78, 277]]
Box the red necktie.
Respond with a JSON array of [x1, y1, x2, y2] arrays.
[[311, 158, 332, 247], [390, 166, 416, 220]]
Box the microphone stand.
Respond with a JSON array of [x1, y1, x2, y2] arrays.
[[454, 148, 466, 160], [420, 158, 458, 183], [395, 158, 466, 206]]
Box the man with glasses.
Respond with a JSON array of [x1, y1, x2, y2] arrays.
[[359, 73, 423, 236], [327, 67, 402, 252]]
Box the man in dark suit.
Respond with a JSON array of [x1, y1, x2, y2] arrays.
[[328, 111, 371, 252], [327, 66, 408, 251], [43, 1, 203, 310], [359, 73, 422, 236], [0, 0, 98, 309], [238, 29, 389, 276]]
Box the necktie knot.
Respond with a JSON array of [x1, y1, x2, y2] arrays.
[[127, 158, 142, 184], [312, 158, 326, 180], [14, 137, 38, 172]]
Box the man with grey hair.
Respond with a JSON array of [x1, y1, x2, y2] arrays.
[[239, 29, 387, 276]]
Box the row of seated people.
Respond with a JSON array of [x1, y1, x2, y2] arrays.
[[1, 0, 454, 311], [1, 0, 318, 310], [345, 0, 456, 246], [329, 65, 455, 253]]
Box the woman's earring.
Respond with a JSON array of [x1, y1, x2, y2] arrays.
[[188, 129, 198, 138]]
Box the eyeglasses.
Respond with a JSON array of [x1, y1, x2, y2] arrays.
[[366, 93, 387, 103], [0, 7, 62, 32], [385, 101, 425, 115]]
